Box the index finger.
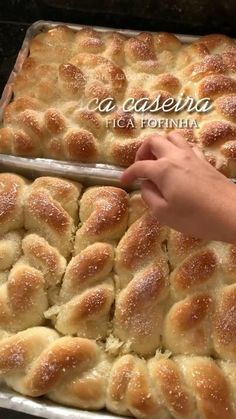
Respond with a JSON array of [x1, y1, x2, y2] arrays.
[[120, 160, 158, 184], [135, 134, 177, 162], [167, 131, 192, 151]]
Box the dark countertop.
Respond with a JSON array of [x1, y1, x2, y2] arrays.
[[0, 0, 236, 418], [0, 22, 28, 95], [0, 408, 38, 419]]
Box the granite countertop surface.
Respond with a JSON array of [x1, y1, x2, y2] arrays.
[[0, 0, 236, 418], [0, 407, 39, 419]]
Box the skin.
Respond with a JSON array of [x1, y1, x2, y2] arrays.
[[120, 132, 236, 244]]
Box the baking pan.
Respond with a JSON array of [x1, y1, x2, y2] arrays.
[[0, 19, 199, 121], [0, 154, 123, 183], [0, 154, 144, 189], [0, 153, 235, 186], [0, 19, 205, 192], [0, 382, 125, 419]]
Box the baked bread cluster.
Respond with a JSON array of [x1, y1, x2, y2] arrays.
[[0, 172, 235, 418], [1, 27, 236, 175]]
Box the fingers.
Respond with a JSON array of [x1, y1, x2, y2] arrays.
[[167, 131, 191, 150], [135, 134, 176, 162], [135, 139, 157, 161], [136, 132, 193, 164], [141, 180, 167, 215], [168, 132, 207, 162], [120, 160, 158, 184], [192, 146, 205, 160]]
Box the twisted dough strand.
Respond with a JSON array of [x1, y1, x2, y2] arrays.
[[47, 186, 129, 340], [45, 242, 115, 339], [114, 211, 169, 356], [74, 186, 129, 253]]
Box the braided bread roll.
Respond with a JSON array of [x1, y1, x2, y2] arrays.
[[114, 212, 169, 356], [24, 176, 82, 257], [45, 242, 115, 339], [74, 186, 129, 253], [108, 352, 236, 418], [0, 173, 26, 235], [46, 186, 129, 340]]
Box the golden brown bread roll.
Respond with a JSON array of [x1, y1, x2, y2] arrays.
[[1, 27, 236, 175], [163, 235, 236, 362], [24, 176, 82, 257], [22, 234, 66, 289], [46, 242, 115, 339], [113, 210, 169, 356], [0, 176, 235, 417], [0, 173, 27, 235], [0, 262, 47, 332], [74, 186, 129, 253]]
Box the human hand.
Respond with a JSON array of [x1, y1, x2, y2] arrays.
[[121, 132, 236, 243]]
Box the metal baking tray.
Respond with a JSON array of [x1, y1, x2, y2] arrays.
[[0, 154, 144, 189], [0, 157, 234, 419], [0, 154, 122, 183], [0, 153, 235, 187], [0, 19, 200, 117], [0, 382, 125, 419], [0, 19, 199, 134], [0, 20, 200, 189]]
